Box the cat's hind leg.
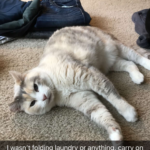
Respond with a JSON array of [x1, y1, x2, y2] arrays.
[[67, 91, 123, 142], [67, 63, 138, 122], [89, 67, 138, 122], [117, 42, 150, 70], [111, 58, 144, 84]]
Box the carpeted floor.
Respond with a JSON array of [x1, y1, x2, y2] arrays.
[[0, 0, 150, 141]]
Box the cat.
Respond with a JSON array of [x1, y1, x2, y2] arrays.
[[9, 26, 150, 143]]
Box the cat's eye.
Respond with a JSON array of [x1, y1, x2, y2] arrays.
[[30, 100, 36, 107], [34, 84, 39, 92]]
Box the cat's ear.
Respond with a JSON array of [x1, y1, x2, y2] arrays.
[[9, 101, 21, 112], [9, 71, 23, 85]]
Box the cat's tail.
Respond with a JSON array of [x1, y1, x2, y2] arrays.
[[116, 42, 150, 71]]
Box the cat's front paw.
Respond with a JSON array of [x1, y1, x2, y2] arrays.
[[130, 72, 144, 84], [121, 105, 138, 122], [141, 58, 150, 70]]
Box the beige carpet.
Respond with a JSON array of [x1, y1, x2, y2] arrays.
[[0, 0, 150, 141]]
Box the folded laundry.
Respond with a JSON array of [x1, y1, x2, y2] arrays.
[[0, 0, 31, 25], [132, 9, 150, 49], [0, 0, 91, 40], [0, 11, 41, 38], [0, 0, 40, 30], [0, 0, 41, 37], [34, 0, 91, 29]]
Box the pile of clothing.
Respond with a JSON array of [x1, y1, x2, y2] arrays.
[[132, 9, 150, 49], [0, 0, 91, 44]]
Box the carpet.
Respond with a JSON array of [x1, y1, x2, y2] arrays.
[[0, 0, 150, 141]]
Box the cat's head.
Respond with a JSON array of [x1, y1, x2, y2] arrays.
[[9, 69, 55, 115]]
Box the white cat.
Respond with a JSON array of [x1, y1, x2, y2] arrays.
[[9, 26, 150, 142]]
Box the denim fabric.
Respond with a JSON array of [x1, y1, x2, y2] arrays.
[[0, 0, 31, 25], [34, 0, 91, 28], [0, 0, 91, 39]]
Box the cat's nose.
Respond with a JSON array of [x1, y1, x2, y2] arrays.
[[43, 94, 48, 101]]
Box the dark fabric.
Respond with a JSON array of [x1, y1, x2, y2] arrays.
[[25, 30, 54, 39], [0, 0, 31, 25], [146, 9, 150, 36], [0, 0, 41, 38], [0, 11, 41, 37], [31, 27, 60, 31], [0, 0, 91, 39], [132, 9, 148, 35], [34, 0, 91, 29], [0, 0, 40, 30], [137, 34, 150, 49], [132, 9, 150, 49]]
